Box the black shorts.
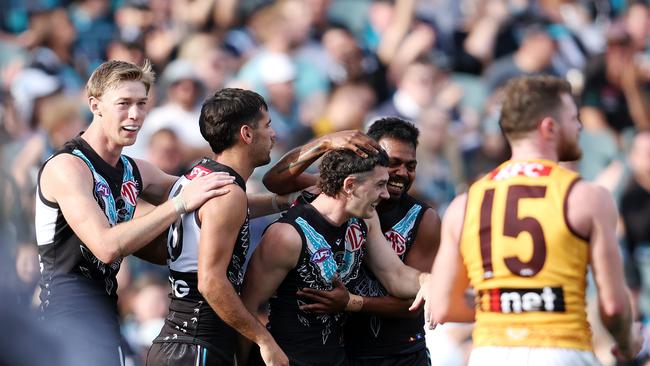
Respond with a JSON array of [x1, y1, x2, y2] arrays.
[[347, 348, 430, 366], [146, 337, 231, 366]]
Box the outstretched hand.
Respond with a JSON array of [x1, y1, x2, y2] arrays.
[[180, 172, 235, 212], [611, 321, 644, 362], [325, 130, 381, 158], [297, 277, 350, 313]]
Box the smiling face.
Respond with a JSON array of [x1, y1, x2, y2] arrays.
[[378, 137, 416, 201], [346, 165, 390, 219], [90, 80, 148, 147]]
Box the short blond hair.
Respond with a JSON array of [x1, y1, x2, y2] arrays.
[[86, 60, 155, 99]]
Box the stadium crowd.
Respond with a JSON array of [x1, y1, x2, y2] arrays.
[[0, 0, 649, 365]]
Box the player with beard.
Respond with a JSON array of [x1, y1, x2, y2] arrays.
[[241, 148, 430, 366], [263, 119, 440, 365], [415, 75, 643, 365], [147, 88, 288, 366]]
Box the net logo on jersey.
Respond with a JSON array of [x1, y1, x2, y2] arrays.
[[186, 165, 212, 180], [384, 229, 407, 256], [489, 162, 552, 181], [478, 286, 565, 314], [345, 222, 365, 251], [120, 180, 138, 207]]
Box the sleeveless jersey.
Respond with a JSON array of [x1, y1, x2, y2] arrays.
[[345, 194, 428, 357], [268, 202, 367, 366], [461, 159, 591, 350], [35, 136, 142, 345], [154, 158, 250, 363]]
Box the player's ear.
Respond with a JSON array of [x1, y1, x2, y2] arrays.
[[539, 117, 556, 140], [342, 176, 356, 197], [240, 125, 253, 144]]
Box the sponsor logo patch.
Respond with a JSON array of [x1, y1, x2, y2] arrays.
[[185, 165, 212, 180], [478, 286, 565, 313], [120, 180, 138, 206], [385, 229, 406, 255], [345, 223, 365, 251]]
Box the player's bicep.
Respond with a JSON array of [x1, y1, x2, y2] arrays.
[[42, 156, 114, 258], [197, 190, 247, 275], [241, 223, 300, 311], [404, 208, 441, 272], [364, 214, 406, 289]]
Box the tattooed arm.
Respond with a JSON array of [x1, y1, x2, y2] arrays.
[[262, 130, 380, 195]]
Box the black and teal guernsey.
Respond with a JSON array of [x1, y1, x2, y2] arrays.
[[268, 202, 367, 366], [35, 136, 142, 348], [345, 194, 429, 358], [152, 158, 250, 365]]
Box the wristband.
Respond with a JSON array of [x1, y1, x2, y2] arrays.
[[172, 195, 187, 215], [271, 194, 281, 212], [345, 294, 364, 312]]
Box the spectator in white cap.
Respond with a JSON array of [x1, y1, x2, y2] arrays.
[[259, 52, 303, 150], [123, 59, 210, 163]]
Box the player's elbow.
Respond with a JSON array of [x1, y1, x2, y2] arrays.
[[95, 245, 122, 264], [599, 298, 629, 321], [197, 270, 226, 299], [262, 172, 282, 194]]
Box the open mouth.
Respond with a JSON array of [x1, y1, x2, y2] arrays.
[[122, 126, 140, 133], [387, 179, 406, 191]]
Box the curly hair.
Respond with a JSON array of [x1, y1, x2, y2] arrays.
[[499, 75, 572, 140], [318, 148, 389, 196], [199, 88, 268, 154], [367, 117, 419, 149]]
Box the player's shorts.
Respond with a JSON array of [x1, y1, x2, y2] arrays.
[[347, 348, 430, 366], [468, 346, 602, 366], [146, 338, 228, 366]]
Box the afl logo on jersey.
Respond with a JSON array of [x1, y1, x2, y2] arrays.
[[345, 223, 365, 251], [121, 180, 138, 207], [95, 181, 110, 197], [385, 229, 407, 256], [311, 248, 332, 264]]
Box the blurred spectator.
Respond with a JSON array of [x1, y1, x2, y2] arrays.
[[11, 95, 84, 191], [121, 275, 169, 363], [621, 131, 650, 321], [483, 24, 558, 93], [258, 52, 303, 146], [373, 55, 438, 120], [311, 81, 376, 137], [124, 59, 210, 162], [69, 0, 115, 73], [27, 7, 84, 92], [10, 67, 61, 131], [146, 128, 186, 176], [581, 23, 650, 135], [413, 106, 462, 212], [177, 33, 239, 92]]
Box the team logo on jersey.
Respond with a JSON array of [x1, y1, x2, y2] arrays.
[[384, 229, 407, 255], [95, 181, 110, 197], [311, 248, 332, 264], [120, 180, 138, 206], [186, 165, 212, 180], [489, 162, 552, 181], [345, 222, 365, 252]]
